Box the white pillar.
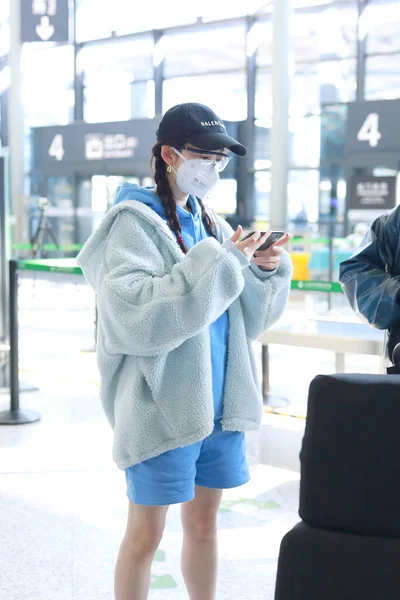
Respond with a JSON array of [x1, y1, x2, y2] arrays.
[[8, 0, 26, 245], [270, 0, 290, 230]]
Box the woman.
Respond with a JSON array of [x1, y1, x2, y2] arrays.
[[77, 102, 292, 600]]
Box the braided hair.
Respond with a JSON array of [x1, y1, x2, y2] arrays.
[[151, 141, 216, 254]]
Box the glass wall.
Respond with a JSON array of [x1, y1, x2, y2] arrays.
[[254, 1, 357, 225], [80, 36, 155, 122], [21, 45, 74, 127], [162, 22, 247, 119], [3, 0, 399, 257], [365, 1, 400, 99], [163, 24, 246, 78], [163, 72, 247, 121], [75, 0, 268, 42]]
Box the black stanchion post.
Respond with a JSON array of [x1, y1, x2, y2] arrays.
[[262, 344, 289, 409], [328, 229, 334, 312], [0, 260, 41, 424], [10, 259, 20, 412]]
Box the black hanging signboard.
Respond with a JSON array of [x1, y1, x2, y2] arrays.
[[21, 0, 69, 43]]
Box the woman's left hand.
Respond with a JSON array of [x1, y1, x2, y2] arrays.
[[252, 232, 291, 271]]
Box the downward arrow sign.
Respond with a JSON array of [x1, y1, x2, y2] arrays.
[[36, 16, 55, 41]]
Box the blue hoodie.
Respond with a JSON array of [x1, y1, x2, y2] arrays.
[[113, 183, 228, 420]]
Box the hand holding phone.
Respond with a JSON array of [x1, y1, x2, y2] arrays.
[[229, 227, 290, 264], [243, 230, 290, 271], [241, 231, 285, 251], [229, 227, 270, 260]]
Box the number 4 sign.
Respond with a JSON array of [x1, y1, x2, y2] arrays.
[[357, 113, 382, 148], [48, 134, 65, 161]]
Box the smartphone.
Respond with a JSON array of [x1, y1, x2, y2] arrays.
[[241, 231, 285, 251]]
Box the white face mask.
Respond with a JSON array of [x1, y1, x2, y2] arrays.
[[171, 148, 220, 200]]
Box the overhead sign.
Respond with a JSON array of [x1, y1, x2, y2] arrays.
[[32, 118, 240, 172], [346, 100, 400, 154], [347, 174, 397, 222], [21, 0, 69, 43], [32, 118, 162, 168], [46, 131, 140, 162]]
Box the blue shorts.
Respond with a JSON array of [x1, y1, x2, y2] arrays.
[[125, 421, 250, 506]]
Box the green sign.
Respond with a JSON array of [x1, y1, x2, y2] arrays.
[[291, 280, 343, 293]]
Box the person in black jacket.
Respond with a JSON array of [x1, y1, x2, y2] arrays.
[[339, 206, 400, 364]]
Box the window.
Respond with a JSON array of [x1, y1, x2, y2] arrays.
[[256, 60, 355, 121], [257, 4, 357, 67], [131, 81, 155, 120], [320, 103, 347, 167], [76, 0, 267, 42], [255, 70, 273, 120], [254, 171, 271, 219], [84, 84, 131, 123], [292, 59, 356, 115], [288, 170, 319, 224], [0, 18, 10, 57], [80, 36, 154, 122], [163, 24, 246, 78], [289, 115, 321, 168], [21, 45, 74, 127], [163, 71, 247, 121], [255, 22, 273, 69], [291, 64, 322, 116], [253, 170, 319, 224], [254, 121, 271, 164], [80, 37, 154, 83], [76, 0, 169, 41], [364, 1, 400, 55], [366, 54, 400, 100], [0, 2, 9, 23], [291, 6, 357, 62]]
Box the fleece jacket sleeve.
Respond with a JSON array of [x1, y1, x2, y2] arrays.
[[239, 252, 293, 340], [97, 212, 246, 356], [212, 213, 293, 340]]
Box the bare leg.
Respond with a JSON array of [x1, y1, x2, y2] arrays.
[[114, 501, 169, 600], [181, 486, 223, 600]]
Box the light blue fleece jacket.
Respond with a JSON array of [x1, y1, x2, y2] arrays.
[[113, 184, 228, 420], [76, 189, 292, 469]]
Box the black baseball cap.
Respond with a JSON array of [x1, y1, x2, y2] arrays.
[[156, 103, 246, 156]]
